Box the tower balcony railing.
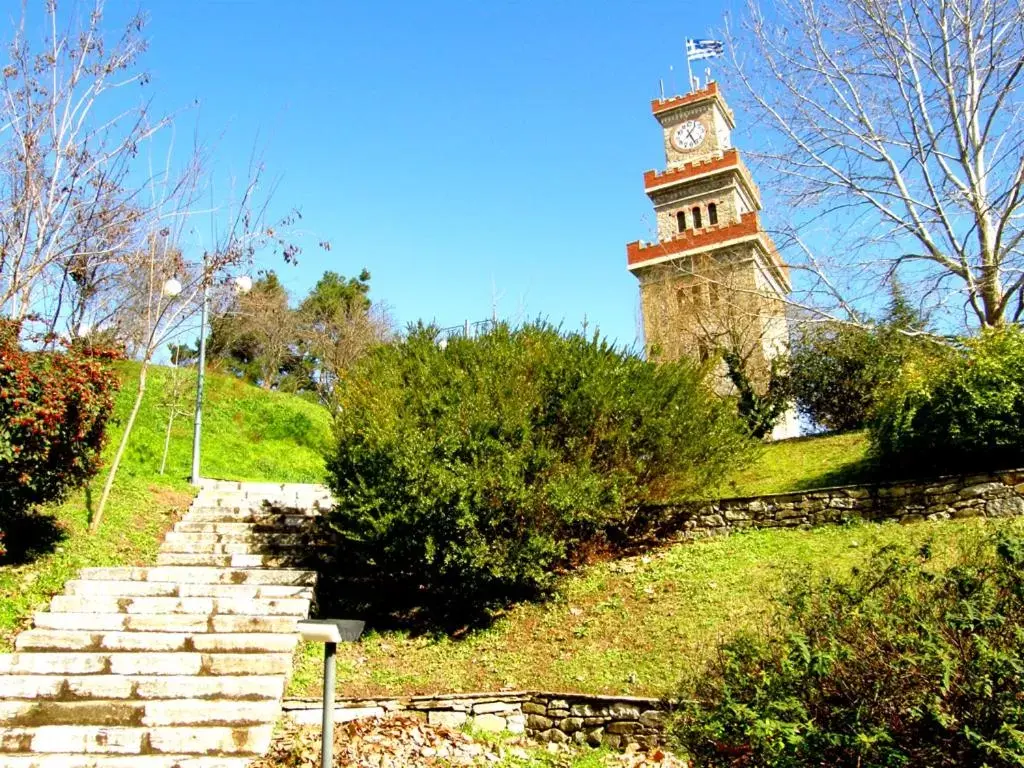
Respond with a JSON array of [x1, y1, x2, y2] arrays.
[[626, 211, 789, 289], [650, 81, 722, 115], [643, 148, 743, 191], [627, 211, 762, 266]]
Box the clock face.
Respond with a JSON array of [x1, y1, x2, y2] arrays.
[[672, 120, 707, 151]]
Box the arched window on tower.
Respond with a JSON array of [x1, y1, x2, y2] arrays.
[[708, 202, 718, 226], [676, 210, 686, 233], [692, 207, 703, 229]]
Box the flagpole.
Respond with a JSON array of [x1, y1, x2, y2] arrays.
[[685, 40, 694, 92]]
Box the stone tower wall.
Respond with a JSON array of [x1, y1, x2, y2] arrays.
[[637, 245, 788, 392]]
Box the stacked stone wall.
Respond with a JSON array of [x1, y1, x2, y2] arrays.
[[281, 469, 1024, 752], [650, 468, 1024, 541], [282, 691, 670, 748]]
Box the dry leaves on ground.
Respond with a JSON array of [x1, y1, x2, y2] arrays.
[[251, 714, 688, 768]]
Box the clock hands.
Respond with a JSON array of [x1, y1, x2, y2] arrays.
[[674, 121, 704, 149]]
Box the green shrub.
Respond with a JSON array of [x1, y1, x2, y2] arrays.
[[789, 286, 935, 433], [321, 323, 752, 622], [0, 321, 119, 518], [723, 350, 791, 439], [871, 328, 1024, 473], [675, 526, 1024, 767]]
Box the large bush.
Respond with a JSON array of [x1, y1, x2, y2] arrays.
[[0, 322, 119, 518], [322, 323, 751, 620], [789, 286, 936, 433], [871, 327, 1024, 473], [676, 527, 1024, 767]]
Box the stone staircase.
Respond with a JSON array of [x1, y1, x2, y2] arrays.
[[0, 480, 332, 768]]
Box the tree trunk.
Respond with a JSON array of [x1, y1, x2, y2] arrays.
[[90, 360, 150, 533], [159, 407, 176, 476]]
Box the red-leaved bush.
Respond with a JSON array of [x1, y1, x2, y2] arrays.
[[0, 321, 120, 519]]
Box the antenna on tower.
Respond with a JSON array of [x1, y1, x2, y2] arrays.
[[659, 78, 665, 100]]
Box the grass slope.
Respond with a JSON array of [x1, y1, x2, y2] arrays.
[[290, 517, 1016, 700], [0, 361, 331, 649], [718, 431, 871, 498], [117, 361, 330, 484]]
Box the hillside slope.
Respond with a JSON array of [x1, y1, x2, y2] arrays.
[[0, 360, 331, 648], [290, 516, 1019, 700], [113, 361, 331, 484]]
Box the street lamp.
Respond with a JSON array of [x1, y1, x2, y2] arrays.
[[190, 266, 252, 486], [297, 619, 365, 768], [162, 278, 183, 298]]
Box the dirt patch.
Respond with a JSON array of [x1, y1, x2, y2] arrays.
[[252, 714, 689, 767]]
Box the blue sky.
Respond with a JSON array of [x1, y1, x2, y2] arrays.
[[114, 1, 732, 347]]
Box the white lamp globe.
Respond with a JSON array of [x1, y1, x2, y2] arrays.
[[233, 275, 253, 295], [162, 278, 182, 298]]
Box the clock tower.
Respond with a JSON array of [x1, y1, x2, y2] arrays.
[[626, 82, 798, 438]]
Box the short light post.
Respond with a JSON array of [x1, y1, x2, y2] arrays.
[[297, 619, 365, 768]]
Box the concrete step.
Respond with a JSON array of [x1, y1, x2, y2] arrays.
[[0, 755, 252, 767], [77, 567, 316, 586], [48, 595, 310, 617], [163, 531, 309, 547], [0, 724, 272, 755], [0, 652, 293, 677], [157, 543, 304, 556], [0, 698, 280, 727], [63, 580, 312, 600], [34, 612, 302, 634], [16, 630, 299, 654], [0, 481, 326, 766], [0, 675, 286, 701], [181, 509, 318, 524], [190, 494, 325, 507], [173, 518, 313, 534], [154, 553, 306, 568], [158, 540, 306, 556]]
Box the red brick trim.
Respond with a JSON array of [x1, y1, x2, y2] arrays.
[[651, 82, 719, 115], [643, 149, 740, 190], [626, 211, 761, 266]]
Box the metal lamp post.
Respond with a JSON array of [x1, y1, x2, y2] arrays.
[[190, 266, 252, 486], [297, 619, 365, 768]]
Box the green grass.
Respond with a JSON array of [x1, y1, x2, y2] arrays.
[[717, 431, 872, 498], [114, 361, 331, 484], [0, 360, 332, 649], [464, 727, 619, 767], [290, 517, 1017, 700]]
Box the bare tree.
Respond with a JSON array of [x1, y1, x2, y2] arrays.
[[158, 345, 195, 476], [89, 155, 297, 532], [209, 272, 300, 390], [0, 2, 168, 330], [725, 0, 1024, 329]]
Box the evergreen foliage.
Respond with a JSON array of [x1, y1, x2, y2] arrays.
[[205, 269, 384, 402], [871, 326, 1024, 472], [788, 284, 934, 432], [320, 323, 752, 623], [676, 527, 1024, 768], [723, 351, 790, 439]]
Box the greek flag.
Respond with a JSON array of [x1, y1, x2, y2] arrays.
[[686, 38, 724, 61]]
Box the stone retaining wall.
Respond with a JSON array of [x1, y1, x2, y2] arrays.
[[282, 691, 671, 748], [282, 470, 1024, 752], [647, 468, 1024, 540]]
